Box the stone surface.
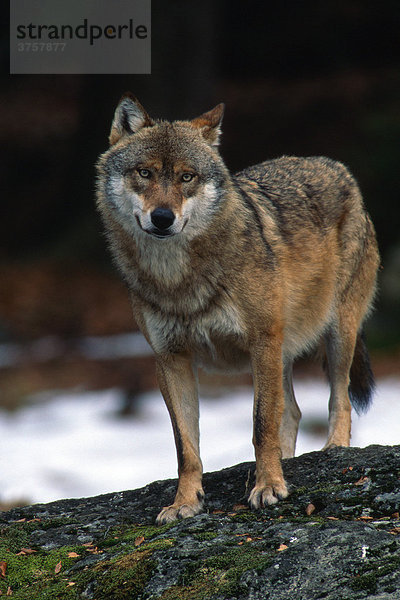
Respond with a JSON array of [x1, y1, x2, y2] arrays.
[[1, 445, 399, 599]]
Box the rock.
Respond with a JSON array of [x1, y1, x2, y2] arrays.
[[0, 445, 399, 599]]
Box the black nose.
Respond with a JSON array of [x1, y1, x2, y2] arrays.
[[150, 207, 175, 230]]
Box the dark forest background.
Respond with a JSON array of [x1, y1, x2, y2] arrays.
[[1, 0, 399, 407]]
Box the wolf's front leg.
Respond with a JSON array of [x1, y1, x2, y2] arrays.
[[249, 335, 289, 508], [155, 354, 204, 524]]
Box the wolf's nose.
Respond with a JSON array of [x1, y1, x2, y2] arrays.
[[150, 208, 175, 230]]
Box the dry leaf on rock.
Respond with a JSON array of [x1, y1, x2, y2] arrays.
[[232, 504, 249, 511], [0, 561, 7, 578], [390, 528, 400, 535], [305, 503, 316, 515], [354, 476, 370, 486], [16, 548, 37, 556], [134, 536, 145, 547]]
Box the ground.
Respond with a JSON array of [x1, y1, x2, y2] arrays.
[[1, 445, 399, 599]]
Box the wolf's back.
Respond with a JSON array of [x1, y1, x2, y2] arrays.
[[234, 155, 367, 242]]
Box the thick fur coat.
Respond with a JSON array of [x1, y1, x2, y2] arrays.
[[96, 95, 379, 523]]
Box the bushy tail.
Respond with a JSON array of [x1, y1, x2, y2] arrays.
[[348, 330, 375, 415]]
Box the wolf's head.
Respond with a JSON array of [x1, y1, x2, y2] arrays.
[[97, 94, 228, 241]]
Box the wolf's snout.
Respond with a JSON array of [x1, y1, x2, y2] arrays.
[[151, 208, 175, 231]]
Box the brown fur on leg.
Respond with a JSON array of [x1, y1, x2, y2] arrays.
[[155, 354, 204, 524], [249, 333, 289, 507]]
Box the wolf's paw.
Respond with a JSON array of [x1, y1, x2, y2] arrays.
[[156, 500, 203, 525], [322, 438, 349, 451], [248, 480, 288, 509]]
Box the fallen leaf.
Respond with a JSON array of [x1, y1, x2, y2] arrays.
[[232, 504, 249, 511], [134, 536, 145, 547], [354, 476, 370, 486], [245, 537, 253, 543], [342, 467, 354, 473], [389, 527, 400, 535], [67, 552, 80, 558], [277, 544, 288, 552], [391, 512, 399, 519], [67, 582, 76, 587], [305, 503, 316, 516], [55, 561, 62, 574], [6, 588, 12, 596], [82, 542, 94, 547], [16, 548, 37, 556], [326, 517, 339, 520], [0, 561, 7, 578], [85, 547, 103, 554]]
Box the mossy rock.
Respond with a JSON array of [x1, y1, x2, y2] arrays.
[[1, 445, 400, 599]]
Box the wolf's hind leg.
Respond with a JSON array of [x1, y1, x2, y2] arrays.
[[323, 323, 357, 449], [155, 354, 204, 524], [280, 361, 301, 458]]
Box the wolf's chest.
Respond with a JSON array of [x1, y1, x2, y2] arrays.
[[142, 301, 249, 371]]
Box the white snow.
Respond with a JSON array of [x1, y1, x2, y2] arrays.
[[0, 378, 399, 505]]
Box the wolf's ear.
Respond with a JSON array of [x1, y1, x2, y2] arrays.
[[109, 92, 154, 145], [191, 103, 225, 147]]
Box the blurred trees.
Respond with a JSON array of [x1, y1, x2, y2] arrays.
[[1, 0, 399, 345]]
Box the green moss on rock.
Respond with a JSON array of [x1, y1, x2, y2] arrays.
[[0, 542, 90, 598], [0, 518, 176, 599], [90, 549, 156, 600], [159, 546, 273, 599]]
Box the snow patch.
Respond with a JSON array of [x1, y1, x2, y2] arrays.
[[0, 378, 399, 505]]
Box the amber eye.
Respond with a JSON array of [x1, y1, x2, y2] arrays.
[[138, 168, 151, 178], [181, 172, 194, 182]]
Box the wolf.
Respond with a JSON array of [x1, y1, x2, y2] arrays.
[[96, 93, 379, 524]]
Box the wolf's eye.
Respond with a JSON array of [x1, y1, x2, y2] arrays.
[[138, 168, 151, 178], [181, 173, 194, 182]]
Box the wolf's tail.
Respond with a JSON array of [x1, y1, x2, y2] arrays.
[[348, 330, 375, 415]]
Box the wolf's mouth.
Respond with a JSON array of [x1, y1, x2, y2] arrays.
[[135, 216, 188, 239], [148, 229, 174, 239]]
